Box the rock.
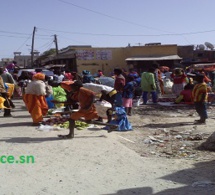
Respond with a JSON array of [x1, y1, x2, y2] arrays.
[[198, 132, 215, 151], [175, 135, 183, 139], [143, 139, 153, 144]]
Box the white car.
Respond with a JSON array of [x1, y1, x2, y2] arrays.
[[17, 69, 54, 78]]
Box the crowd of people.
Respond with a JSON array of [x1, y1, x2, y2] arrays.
[[0, 62, 214, 138]]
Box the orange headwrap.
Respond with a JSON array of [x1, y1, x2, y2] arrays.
[[33, 73, 45, 80], [60, 81, 74, 92]]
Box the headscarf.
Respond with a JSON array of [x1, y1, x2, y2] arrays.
[[60, 80, 74, 92], [82, 70, 90, 75], [174, 68, 182, 76], [33, 73, 45, 81]]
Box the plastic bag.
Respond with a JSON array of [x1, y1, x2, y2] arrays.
[[163, 78, 173, 94], [36, 125, 63, 132], [94, 100, 112, 118], [133, 97, 141, 107]]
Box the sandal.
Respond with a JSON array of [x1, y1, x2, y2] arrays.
[[194, 120, 206, 124], [58, 135, 73, 139]]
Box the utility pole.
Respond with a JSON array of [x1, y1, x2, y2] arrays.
[[31, 26, 36, 67], [54, 34, 58, 55]]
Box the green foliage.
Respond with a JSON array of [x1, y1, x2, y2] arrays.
[[59, 121, 89, 130], [37, 48, 56, 61]]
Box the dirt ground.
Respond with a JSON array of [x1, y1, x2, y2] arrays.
[[116, 103, 215, 161], [1, 99, 215, 194]]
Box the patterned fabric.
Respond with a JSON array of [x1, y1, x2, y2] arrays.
[[192, 83, 208, 102]]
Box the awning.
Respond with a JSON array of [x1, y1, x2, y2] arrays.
[[192, 63, 215, 67], [191, 63, 215, 71], [125, 55, 181, 61], [43, 64, 66, 69]]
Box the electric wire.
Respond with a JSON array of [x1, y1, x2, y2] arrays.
[[56, 0, 169, 33]]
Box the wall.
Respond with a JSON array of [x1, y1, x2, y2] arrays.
[[126, 44, 178, 57], [75, 47, 128, 76], [74, 44, 179, 75]]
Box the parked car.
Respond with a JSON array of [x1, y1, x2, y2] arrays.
[[17, 69, 35, 77], [41, 69, 54, 77], [17, 68, 54, 78]]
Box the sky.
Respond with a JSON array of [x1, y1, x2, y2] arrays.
[[1, 0, 215, 58]]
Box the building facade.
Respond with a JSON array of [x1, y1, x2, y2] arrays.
[[41, 44, 215, 75], [42, 44, 183, 75], [14, 52, 40, 68]]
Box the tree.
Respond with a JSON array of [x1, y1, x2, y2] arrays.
[[36, 48, 56, 65], [38, 48, 56, 60]]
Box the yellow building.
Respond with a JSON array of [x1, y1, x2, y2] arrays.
[[43, 44, 182, 75], [75, 44, 181, 75]]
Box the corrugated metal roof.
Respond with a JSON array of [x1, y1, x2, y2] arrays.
[[125, 55, 182, 61]]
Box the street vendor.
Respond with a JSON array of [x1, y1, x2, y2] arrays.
[[58, 80, 99, 139], [174, 83, 194, 104], [82, 82, 116, 122], [24, 73, 48, 126], [171, 68, 187, 96], [98, 88, 117, 123]]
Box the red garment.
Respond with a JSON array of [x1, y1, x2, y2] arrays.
[[98, 71, 103, 77], [204, 75, 211, 83], [198, 71, 211, 83], [64, 73, 74, 81], [171, 73, 187, 84], [180, 89, 192, 102]]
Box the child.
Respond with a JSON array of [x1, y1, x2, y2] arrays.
[[122, 76, 136, 115], [174, 83, 194, 104], [192, 74, 208, 124], [106, 107, 132, 132]]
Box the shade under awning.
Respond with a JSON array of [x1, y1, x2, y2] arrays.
[[125, 55, 182, 61]]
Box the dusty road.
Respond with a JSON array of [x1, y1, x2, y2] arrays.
[[0, 99, 215, 195]]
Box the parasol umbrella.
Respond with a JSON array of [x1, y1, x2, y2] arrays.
[[97, 77, 115, 87]]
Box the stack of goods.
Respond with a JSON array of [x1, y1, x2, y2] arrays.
[[42, 115, 89, 130]]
